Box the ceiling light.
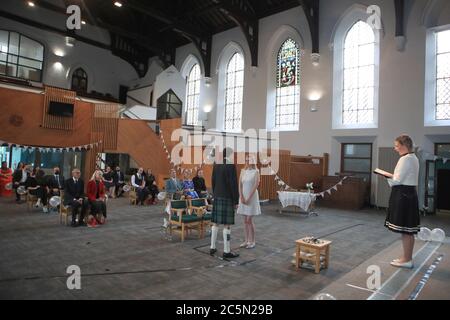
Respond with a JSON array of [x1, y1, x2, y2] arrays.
[[27, 1, 35, 7], [114, 1, 123, 7], [81, 20, 86, 25]]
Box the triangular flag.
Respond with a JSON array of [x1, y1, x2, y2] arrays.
[[434, 156, 439, 161], [338, 181, 343, 186], [327, 190, 332, 195], [444, 158, 448, 164], [333, 186, 338, 191]]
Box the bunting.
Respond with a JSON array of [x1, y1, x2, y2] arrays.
[[0, 139, 103, 153]]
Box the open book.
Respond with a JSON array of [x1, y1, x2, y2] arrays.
[[374, 168, 392, 178]]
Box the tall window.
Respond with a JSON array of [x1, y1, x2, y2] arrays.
[[224, 52, 244, 132], [0, 30, 44, 82], [436, 29, 450, 120], [185, 64, 201, 126], [342, 21, 375, 125], [71, 68, 88, 93], [275, 39, 300, 129]]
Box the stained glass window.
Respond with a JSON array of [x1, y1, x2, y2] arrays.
[[185, 64, 201, 126], [436, 29, 450, 120], [224, 52, 244, 132], [276, 39, 300, 129], [342, 21, 375, 125]]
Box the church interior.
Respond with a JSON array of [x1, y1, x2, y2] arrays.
[[0, 0, 450, 301]]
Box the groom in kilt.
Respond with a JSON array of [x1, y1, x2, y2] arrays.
[[210, 147, 240, 259]]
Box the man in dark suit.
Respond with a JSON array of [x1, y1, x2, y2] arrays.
[[210, 148, 240, 259], [113, 166, 125, 197], [64, 168, 88, 227], [46, 166, 65, 197]]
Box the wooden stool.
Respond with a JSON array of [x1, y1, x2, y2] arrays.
[[295, 238, 332, 274]]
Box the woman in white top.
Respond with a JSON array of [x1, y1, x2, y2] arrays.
[[237, 155, 261, 249], [384, 135, 420, 269]]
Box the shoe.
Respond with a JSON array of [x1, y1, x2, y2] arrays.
[[88, 219, 98, 228], [223, 252, 239, 259], [70, 222, 78, 227], [390, 260, 413, 269], [42, 207, 49, 213], [240, 242, 249, 248], [209, 248, 217, 256], [246, 243, 256, 249]]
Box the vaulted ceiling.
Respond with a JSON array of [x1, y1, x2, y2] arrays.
[[1, 0, 407, 78]]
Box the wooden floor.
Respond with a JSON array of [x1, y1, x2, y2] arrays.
[[0, 196, 449, 300]]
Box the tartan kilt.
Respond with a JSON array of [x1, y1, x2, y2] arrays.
[[212, 197, 235, 225]]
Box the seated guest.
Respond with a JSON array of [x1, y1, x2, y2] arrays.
[[103, 166, 115, 198], [46, 166, 65, 198], [25, 167, 48, 213], [193, 169, 208, 198], [87, 170, 107, 226], [145, 169, 159, 205], [13, 162, 27, 202], [131, 167, 149, 205], [0, 161, 13, 198], [113, 166, 125, 198], [182, 169, 199, 199], [164, 169, 183, 200], [64, 168, 89, 227]]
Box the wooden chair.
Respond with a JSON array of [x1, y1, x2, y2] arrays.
[[189, 198, 212, 238], [168, 199, 202, 242], [58, 191, 70, 225], [26, 191, 38, 211], [129, 186, 137, 205]]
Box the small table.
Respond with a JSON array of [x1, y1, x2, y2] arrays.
[[295, 238, 332, 274], [278, 191, 317, 216]]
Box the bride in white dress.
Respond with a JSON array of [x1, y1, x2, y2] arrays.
[[237, 155, 261, 249]]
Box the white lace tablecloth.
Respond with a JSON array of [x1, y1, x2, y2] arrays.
[[277, 191, 316, 212]]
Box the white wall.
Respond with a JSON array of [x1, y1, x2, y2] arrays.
[[174, 0, 450, 206]]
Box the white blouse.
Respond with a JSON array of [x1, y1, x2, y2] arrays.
[[388, 153, 419, 187]]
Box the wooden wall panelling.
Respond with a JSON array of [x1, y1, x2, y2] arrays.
[[42, 86, 76, 131], [92, 104, 119, 151]]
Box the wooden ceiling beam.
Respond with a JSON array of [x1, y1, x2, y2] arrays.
[[298, 0, 320, 54]]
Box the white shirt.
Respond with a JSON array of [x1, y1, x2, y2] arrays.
[[20, 170, 27, 183], [388, 153, 419, 187], [131, 174, 144, 188]]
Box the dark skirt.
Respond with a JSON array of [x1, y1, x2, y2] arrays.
[[212, 197, 235, 225], [385, 185, 420, 235]]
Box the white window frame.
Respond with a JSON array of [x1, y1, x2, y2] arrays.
[[331, 5, 381, 130], [425, 24, 450, 127], [216, 42, 245, 133], [180, 54, 203, 126], [265, 25, 304, 132]]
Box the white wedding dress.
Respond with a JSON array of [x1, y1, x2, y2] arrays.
[[237, 169, 261, 216]]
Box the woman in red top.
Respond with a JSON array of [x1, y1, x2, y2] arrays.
[[0, 161, 13, 197], [87, 170, 107, 226]]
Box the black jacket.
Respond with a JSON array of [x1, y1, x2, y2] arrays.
[[46, 174, 65, 189], [64, 178, 85, 205], [113, 171, 125, 184], [193, 176, 207, 194], [211, 163, 239, 205], [13, 169, 26, 184]]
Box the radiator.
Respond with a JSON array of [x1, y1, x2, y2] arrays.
[[376, 148, 400, 208]]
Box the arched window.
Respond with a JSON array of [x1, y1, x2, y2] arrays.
[[0, 30, 44, 82], [342, 21, 376, 125], [71, 68, 88, 93], [224, 52, 244, 132], [275, 39, 300, 129], [436, 29, 450, 120], [185, 63, 201, 126]]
